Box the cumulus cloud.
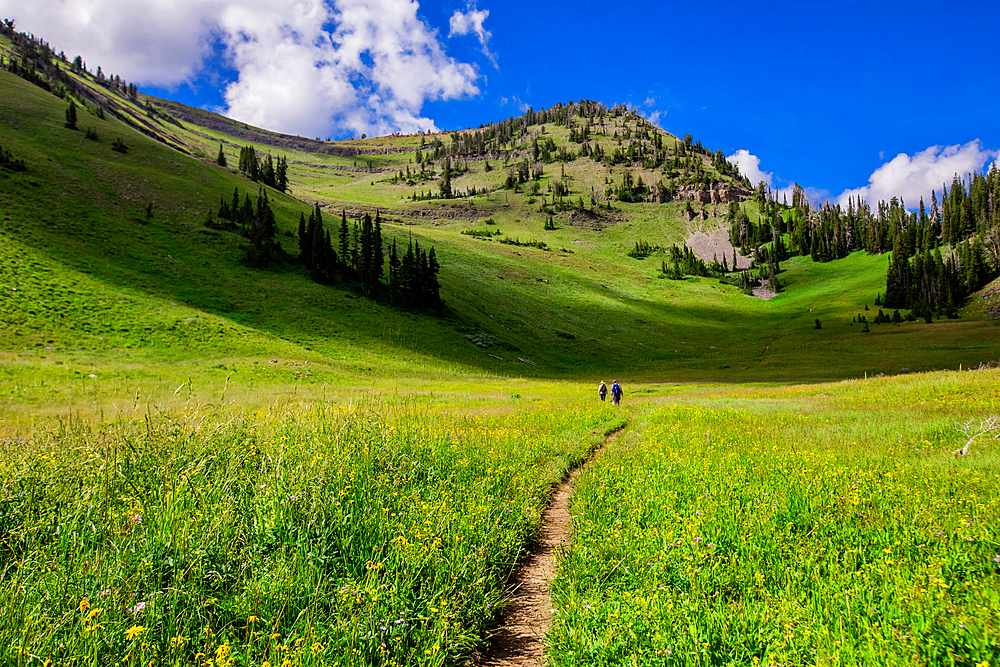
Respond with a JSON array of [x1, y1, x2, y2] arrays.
[[0, 0, 223, 86], [727, 150, 830, 206], [448, 2, 496, 68], [641, 110, 663, 127], [837, 140, 998, 207], [2, 0, 484, 138], [727, 149, 773, 188]]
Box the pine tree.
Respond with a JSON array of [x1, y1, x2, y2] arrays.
[[388, 239, 401, 304], [64, 99, 77, 129], [276, 156, 288, 192], [338, 210, 349, 275], [216, 143, 227, 167], [298, 212, 309, 265], [360, 212, 375, 296], [373, 211, 384, 294], [439, 156, 452, 198]]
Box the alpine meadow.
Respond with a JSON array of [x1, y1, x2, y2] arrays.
[[2, 18, 1000, 667]]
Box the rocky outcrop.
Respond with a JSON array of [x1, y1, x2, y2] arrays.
[[673, 183, 752, 204]]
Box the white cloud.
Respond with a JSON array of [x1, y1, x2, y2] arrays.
[[1, 0, 483, 138], [727, 149, 773, 188], [448, 2, 496, 68], [836, 140, 998, 207], [641, 110, 663, 128], [0, 0, 225, 86]]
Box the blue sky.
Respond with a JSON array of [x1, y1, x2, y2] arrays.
[[4, 0, 998, 205]]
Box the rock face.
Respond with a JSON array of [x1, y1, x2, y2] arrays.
[[636, 183, 752, 205], [673, 183, 752, 204]]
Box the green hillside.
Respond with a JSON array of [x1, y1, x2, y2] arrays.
[[2, 29, 998, 401]]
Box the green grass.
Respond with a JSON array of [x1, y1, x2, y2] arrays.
[[550, 368, 1000, 666], [0, 393, 622, 666]]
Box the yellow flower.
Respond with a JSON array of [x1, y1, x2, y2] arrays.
[[78, 600, 90, 613], [125, 625, 145, 640], [311, 642, 324, 653], [215, 644, 230, 661], [84, 608, 103, 623]]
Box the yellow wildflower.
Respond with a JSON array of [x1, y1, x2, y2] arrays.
[[125, 625, 145, 640]]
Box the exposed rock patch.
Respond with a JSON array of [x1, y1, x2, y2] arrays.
[[685, 226, 752, 269]]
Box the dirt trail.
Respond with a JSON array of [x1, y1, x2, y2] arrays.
[[477, 428, 621, 666]]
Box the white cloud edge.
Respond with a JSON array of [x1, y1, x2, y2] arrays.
[[1, 0, 488, 138], [729, 142, 998, 209]]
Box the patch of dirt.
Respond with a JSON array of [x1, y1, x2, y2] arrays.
[[752, 286, 777, 300], [476, 429, 621, 667], [685, 226, 751, 269]]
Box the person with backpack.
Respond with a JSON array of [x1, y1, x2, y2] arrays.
[[611, 380, 623, 405], [598, 381, 608, 402]]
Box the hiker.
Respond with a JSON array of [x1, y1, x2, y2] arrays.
[[611, 380, 623, 405], [598, 381, 607, 402]]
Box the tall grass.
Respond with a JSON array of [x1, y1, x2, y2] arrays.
[[0, 397, 618, 666], [550, 370, 1000, 666]]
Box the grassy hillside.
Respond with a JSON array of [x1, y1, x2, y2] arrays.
[[1, 35, 998, 404]]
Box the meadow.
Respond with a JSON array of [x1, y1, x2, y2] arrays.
[[0, 390, 621, 666], [550, 369, 1000, 666], [4, 40, 1000, 667]]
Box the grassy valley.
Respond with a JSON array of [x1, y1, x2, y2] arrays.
[[2, 25, 1000, 666]]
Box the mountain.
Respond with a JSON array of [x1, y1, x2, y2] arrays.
[[2, 24, 999, 383]]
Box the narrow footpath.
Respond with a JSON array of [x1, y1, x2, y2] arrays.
[[477, 428, 622, 667]]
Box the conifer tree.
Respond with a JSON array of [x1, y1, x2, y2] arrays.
[[298, 212, 309, 265], [64, 99, 77, 129], [216, 143, 227, 167], [388, 238, 401, 304], [338, 210, 349, 275]]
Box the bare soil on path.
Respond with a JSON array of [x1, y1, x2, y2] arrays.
[[475, 429, 621, 667]]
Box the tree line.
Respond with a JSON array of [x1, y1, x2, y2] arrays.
[[237, 145, 289, 193], [206, 188, 441, 311], [731, 169, 999, 318], [297, 206, 441, 310]]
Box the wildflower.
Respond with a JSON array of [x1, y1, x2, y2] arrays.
[[79, 600, 90, 613], [128, 601, 147, 614], [994, 555, 1000, 563], [125, 625, 145, 640], [84, 608, 103, 623], [311, 642, 324, 653], [215, 644, 230, 661]]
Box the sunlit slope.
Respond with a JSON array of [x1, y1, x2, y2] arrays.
[[2, 68, 998, 381]]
